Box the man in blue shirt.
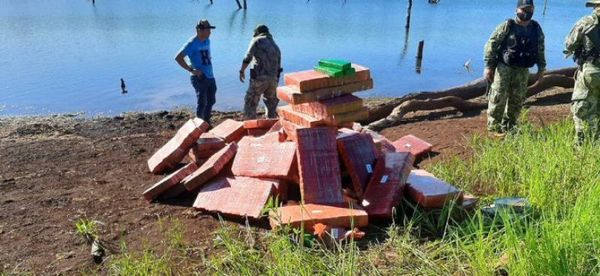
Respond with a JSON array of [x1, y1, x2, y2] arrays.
[[175, 19, 217, 124]]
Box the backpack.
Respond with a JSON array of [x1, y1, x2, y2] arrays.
[[500, 19, 539, 68]]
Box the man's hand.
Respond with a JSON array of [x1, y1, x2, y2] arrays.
[[484, 67, 495, 82], [239, 70, 245, 83], [191, 69, 203, 78]]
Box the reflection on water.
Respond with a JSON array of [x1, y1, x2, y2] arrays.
[[0, 0, 588, 116]]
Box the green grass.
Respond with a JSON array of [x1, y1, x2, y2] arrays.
[[107, 218, 201, 275], [75, 218, 99, 243], [105, 119, 600, 275], [432, 120, 600, 275]]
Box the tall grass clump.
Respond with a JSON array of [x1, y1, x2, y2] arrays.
[[108, 218, 190, 275], [432, 119, 600, 275]]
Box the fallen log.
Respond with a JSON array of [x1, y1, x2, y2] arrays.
[[363, 67, 576, 130]]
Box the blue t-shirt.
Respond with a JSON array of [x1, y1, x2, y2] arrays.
[[180, 36, 214, 79]]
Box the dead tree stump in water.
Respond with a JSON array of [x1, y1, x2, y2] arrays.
[[416, 40, 424, 73], [405, 0, 413, 29]]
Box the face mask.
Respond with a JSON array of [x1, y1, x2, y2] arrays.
[[517, 11, 533, 21]]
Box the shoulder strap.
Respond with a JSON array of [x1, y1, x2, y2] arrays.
[[507, 19, 515, 30]]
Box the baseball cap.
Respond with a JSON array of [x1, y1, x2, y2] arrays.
[[196, 19, 216, 30]]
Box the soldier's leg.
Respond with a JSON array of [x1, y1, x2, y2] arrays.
[[487, 64, 511, 132], [504, 68, 529, 132], [572, 100, 594, 145], [571, 65, 600, 144], [262, 78, 279, 119], [585, 72, 600, 141], [592, 95, 600, 142], [244, 79, 267, 119]]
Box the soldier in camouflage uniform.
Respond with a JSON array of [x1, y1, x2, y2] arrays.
[[239, 24, 282, 119], [484, 0, 546, 134], [565, 1, 600, 144]]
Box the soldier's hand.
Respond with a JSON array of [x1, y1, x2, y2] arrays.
[[484, 68, 495, 82], [239, 71, 245, 83]]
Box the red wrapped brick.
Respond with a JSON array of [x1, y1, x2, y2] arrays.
[[284, 64, 371, 92], [142, 162, 199, 202], [292, 94, 363, 119], [270, 203, 368, 229], [247, 128, 269, 137], [277, 79, 373, 105], [188, 132, 226, 161], [295, 127, 343, 204], [405, 169, 463, 208], [193, 176, 278, 219], [362, 129, 396, 155], [231, 133, 297, 181], [268, 121, 282, 133], [243, 118, 279, 129], [362, 152, 414, 219], [392, 135, 433, 158], [209, 119, 245, 143], [328, 107, 368, 125], [182, 143, 238, 191], [279, 119, 305, 142], [147, 118, 209, 174], [336, 132, 378, 197], [277, 105, 325, 128]]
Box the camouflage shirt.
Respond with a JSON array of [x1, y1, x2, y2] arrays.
[[564, 13, 598, 61], [242, 33, 281, 78], [484, 19, 546, 70]]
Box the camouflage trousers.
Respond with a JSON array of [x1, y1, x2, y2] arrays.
[[571, 63, 600, 144], [244, 76, 279, 119], [487, 63, 530, 133]]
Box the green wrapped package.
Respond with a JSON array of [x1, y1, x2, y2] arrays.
[[318, 59, 352, 71], [314, 65, 356, 78]]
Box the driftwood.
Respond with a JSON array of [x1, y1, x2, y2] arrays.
[[364, 67, 576, 131]]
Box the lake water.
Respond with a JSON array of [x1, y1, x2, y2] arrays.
[[0, 0, 588, 116]]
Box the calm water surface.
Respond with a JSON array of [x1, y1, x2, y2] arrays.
[[0, 0, 588, 116]]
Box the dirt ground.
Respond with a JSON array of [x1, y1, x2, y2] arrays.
[[0, 88, 572, 274]]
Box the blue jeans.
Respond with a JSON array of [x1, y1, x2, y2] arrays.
[[190, 76, 217, 123]]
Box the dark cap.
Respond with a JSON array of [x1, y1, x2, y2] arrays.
[[196, 19, 216, 30], [517, 0, 534, 8], [586, 0, 600, 7], [253, 24, 270, 36]]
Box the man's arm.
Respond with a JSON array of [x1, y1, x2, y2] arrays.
[[483, 21, 510, 81], [535, 24, 546, 81], [239, 38, 258, 83], [239, 62, 250, 83], [564, 18, 588, 59], [175, 50, 203, 77]]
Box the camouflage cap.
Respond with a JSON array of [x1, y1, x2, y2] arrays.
[[586, 0, 600, 7], [517, 0, 534, 8]]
